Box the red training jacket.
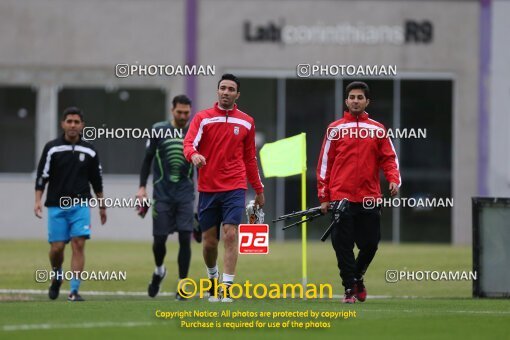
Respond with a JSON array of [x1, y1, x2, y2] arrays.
[[317, 111, 401, 203], [183, 102, 264, 194]]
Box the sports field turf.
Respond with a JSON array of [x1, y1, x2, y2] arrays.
[[0, 240, 508, 339]]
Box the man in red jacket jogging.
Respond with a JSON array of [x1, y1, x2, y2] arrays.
[[183, 74, 265, 302], [317, 81, 401, 303]]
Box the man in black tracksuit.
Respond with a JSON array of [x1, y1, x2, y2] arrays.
[[34, 107, 106, 302]]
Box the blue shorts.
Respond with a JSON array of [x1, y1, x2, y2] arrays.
[[198, 189, 246, 231], [48, 206, 91, 243]]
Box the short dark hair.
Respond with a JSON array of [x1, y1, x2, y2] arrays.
[[218, 73, 240, 92], [172, 94, 192, 108], [345, 81, 370, 99], [62, 107, 84, 121]]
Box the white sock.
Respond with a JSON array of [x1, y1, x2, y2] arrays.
[[222, 273, 235, 284], [155, 265, 165, 276], [207, 265, 219, 279]]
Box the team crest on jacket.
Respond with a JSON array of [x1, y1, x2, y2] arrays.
[[79, 153, 85, 162], [234, 126, 239, 135]]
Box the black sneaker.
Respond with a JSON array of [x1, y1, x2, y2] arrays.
[[342, 288, 356, 304], [220, 283, 233, 303], [208, 278, 220, 302], [354, 279, 367, 302], [148, 269, 166, 298], [48, 279, 62, 300], [67, 290, 85, 302], [175, 280, 189, 301]]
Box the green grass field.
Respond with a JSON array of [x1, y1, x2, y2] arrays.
[[0, 240, 509, 339]]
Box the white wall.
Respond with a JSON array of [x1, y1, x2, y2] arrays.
[[488, 0, 510, 197]]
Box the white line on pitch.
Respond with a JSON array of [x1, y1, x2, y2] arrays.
[[3, 321, 155, 332], [365, 309, 510, 315], [0, 289, 175, 296], [0, 289, 394, 299], [0, 288, 393, 299]]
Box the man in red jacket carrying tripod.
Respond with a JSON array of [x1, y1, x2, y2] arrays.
[[317, 81, 401, 303], [184, 74, 265, 302]]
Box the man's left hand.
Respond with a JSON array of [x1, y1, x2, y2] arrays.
[[254, 192, 265, 208], [99, 208, 107, 225], [389, 182, 399, 197]]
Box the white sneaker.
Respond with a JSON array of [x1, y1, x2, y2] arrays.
[[208, 295, 221, 302]]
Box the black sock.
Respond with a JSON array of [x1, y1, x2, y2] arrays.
[[177, 231, 192, 279], [153, 235, 168, 267]]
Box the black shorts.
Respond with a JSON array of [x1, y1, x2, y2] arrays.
[[152, 200, 194, 236]]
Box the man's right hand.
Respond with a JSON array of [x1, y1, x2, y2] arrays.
[[136, 187, 147, 200], [191, 153, 207, 168], [320, 201, 330, 214], [34, 201, 43, 219]]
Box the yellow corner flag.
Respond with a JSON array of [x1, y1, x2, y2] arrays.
[[260, 133, 309, 289], [259, 133, 307, 178]]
